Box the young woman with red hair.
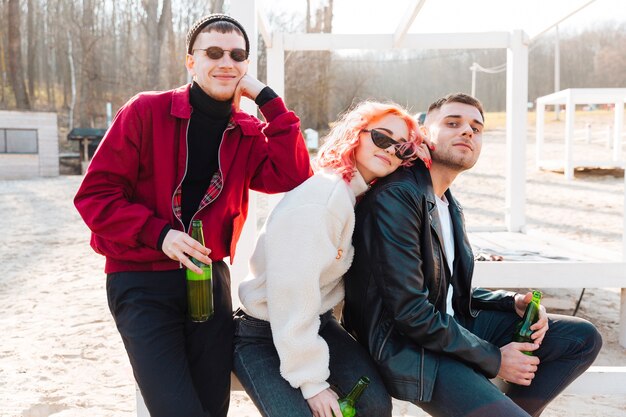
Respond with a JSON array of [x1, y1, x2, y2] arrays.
[[233, 101, 430, 417]]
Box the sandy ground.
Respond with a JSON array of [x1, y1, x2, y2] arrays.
[[1, 112, 625, 416]]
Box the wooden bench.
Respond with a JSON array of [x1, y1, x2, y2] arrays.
[[136, 230, 626, 415]]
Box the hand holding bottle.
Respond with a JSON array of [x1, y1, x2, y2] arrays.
[[162, 229, 212, 274], [514, 291, 549, 345]]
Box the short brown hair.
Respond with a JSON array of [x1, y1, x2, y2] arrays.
[[427, 93, 484, 121]]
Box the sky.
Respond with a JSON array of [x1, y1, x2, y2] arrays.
[[260, 0, 625, 39]]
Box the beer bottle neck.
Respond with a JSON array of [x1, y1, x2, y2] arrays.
[[343, 377, 369, 405]]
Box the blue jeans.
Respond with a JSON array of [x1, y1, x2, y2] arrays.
[[233, 310, 392, 417], [416, 311, 602, 417]]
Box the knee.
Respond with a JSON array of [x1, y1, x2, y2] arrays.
[[576, 319, 603, 362]]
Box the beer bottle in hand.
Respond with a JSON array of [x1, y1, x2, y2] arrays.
[[333, 376, 370, 417], [513, 290, 542, 355], [186, 219, 213, 322]]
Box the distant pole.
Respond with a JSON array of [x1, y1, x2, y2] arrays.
[[106, 102, 112, 127], [554, 25, 561, 120], [470, 63, 477, 97]]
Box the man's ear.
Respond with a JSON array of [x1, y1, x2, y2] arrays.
[[419, 124, 429, 138], [185, 54, 196, 77]]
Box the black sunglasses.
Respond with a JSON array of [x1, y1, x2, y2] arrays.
[[193, 46, 248, 62], [363, 129, 414, 160]]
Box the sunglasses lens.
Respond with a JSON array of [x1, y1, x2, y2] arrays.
[[230, 49, 248, 62], [370, 129, 413, 160], [370, 129, 395, 149], [206, 47, 225, 59]]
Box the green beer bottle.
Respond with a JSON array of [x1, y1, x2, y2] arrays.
[[332, 376, 370, 417], [186, 219, 213, 322], [513, 290, 542, 355]]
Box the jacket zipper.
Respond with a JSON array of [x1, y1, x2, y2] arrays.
[[467, 260, 478, 317], [434, 245, 444, 306], [376, 324, 394, 361], [419, 347, 425, 401]]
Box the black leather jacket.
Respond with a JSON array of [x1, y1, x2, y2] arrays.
[[342, 163, 516, 403]]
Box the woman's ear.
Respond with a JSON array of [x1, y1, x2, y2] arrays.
[[419, 124, 429, 139]]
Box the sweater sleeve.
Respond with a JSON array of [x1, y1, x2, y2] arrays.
[[263, 202, 343, 399]]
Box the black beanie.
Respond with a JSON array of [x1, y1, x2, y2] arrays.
[[186, 14, 250, 55]]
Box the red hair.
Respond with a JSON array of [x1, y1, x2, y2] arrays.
[[315, 101, 421, 182]]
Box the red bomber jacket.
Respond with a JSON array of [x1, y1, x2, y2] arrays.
[[74, 84, 312, 273]]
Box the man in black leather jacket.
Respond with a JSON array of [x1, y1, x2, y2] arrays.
[[342, 93, 602, 417]]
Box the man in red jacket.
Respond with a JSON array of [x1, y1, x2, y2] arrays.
[[74, 14, 311, 417]]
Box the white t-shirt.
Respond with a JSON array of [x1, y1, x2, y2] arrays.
[[435, 194, 455, 316]]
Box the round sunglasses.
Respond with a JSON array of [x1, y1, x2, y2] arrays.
[[192, 46, 248, 63], [363, 129, 415, 160]]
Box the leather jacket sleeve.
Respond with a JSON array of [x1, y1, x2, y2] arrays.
[[472, 288, 517, 312], [366, 182, 502, 377]]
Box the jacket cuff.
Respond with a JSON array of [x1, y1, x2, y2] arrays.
[[254, 86, 279, 107], [156, 224, 173, 251], [138, 217, 170, 249], [300, 381, 330, 400], [259, 96, 289, 123]]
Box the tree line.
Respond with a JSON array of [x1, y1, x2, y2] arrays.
[[1, 0, 624, 135]]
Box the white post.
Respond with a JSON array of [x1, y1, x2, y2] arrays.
[[564, 90, 575, 181], [535, 102, 545, 170], [613, 99, 624, 162], [470, 63, 477, 97], [622, 151, 626, 348], [228, 0, 258, 308], [554, 26, 561, 121], [266, 33, 288, 212], [505, 30, 528, 232], [267, 33, 285, 97], [136, 386, 150, 417], [619, 288, 626, 348]]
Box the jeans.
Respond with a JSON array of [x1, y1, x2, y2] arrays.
[[416, 310, 602, 417], [233, 310, 392, 417], [106, 262, 234, 417]]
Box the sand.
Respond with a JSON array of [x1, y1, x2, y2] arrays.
[[1, 112, 625, 416]]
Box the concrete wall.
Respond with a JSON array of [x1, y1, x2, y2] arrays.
[[0, 111, 58, 179]]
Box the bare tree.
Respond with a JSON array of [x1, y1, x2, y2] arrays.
[[27, 0, 35, 100], [7, 0, 30, 109], [211, 0, 224, 13], [143, 0, 172, 90]]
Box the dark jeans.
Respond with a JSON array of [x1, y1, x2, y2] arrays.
[[416, 311, 602, 417], [233, 310, 392, 417], [106, 262, 234, 417]]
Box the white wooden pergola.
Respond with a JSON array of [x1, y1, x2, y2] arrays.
[[229, 0, 529, 298], [535, 88, 626, 180]]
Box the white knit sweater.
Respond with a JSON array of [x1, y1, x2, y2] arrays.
[[238, 168, 369, 400]]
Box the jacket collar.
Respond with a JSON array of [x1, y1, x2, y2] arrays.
[[171, 84, 193, 119]]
